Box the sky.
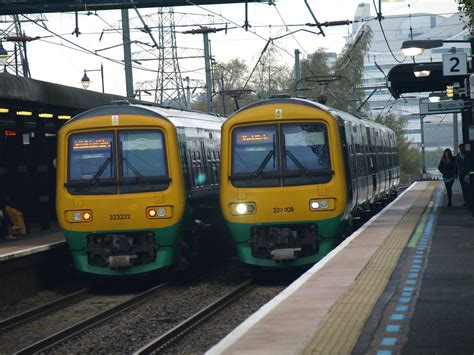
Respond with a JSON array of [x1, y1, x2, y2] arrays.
[[1, 0, 460, 98]]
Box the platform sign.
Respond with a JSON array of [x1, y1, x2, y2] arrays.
[[443, 53, 468, 76], [419, 98, 465, 115]]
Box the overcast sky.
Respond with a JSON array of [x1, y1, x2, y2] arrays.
[[2, 0, 460, 98]]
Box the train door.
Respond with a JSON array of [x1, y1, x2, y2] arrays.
[[353, 124, 366, 207], [374, 128, 384, 198], [359, 124, 370, 206], [344, 121, 357, 212], [365, 126, 376, 204]]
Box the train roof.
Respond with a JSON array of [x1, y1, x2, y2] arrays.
[[227, 96, 395, 135], [67, 102, 225, 130]]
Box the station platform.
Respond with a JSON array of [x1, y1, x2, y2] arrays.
[[209, 181, 474, 354], [0, 223, 65, 262]]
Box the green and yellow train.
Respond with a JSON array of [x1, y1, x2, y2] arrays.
[[56, 102, 224, 276], [220, 97, 399, 268]]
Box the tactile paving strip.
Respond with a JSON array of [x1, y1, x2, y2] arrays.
[[302, 182, 437, 355]]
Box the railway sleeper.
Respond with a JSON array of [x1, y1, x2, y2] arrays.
[[249, 224, 320, 261], [86, 233, 157, 269]]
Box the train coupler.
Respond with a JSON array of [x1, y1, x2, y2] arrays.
[[106, 255, 137, 268], [249, 224, 320, 260], [86, 232, 157, 269], [271, 248, 302, 260]]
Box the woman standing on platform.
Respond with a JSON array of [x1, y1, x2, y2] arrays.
[[438, 148, 456, 207]]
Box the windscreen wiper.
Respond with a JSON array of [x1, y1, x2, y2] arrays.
[[285, 150, 310, 176], [122, 158, 149, 184], [251, 150, 275, 179], [89, 157, 112, 186]]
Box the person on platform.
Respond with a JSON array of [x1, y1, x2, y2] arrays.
[[438, 148, 456, 207], [455, 143, 470, 207], [1, 203, 21, 240]]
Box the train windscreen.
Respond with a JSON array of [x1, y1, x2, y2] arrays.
[[231, 122, 332, 187], [67, 130, 170, 194]]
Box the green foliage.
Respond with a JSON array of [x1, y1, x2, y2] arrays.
[[457, 0, 474, 32], [375, 113, 421, 178], [330, 26, 373, 116], [212, 58, 252, 114], [252, 45, 292, 98], [287, 48, 333, 100]]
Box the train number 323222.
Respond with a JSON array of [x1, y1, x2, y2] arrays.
[[273, 207, 294, 213], [109, 213, 131, 220]]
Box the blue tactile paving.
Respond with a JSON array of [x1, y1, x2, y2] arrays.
[[406, 279, 417, 285], [391, 314, 405, 320], [376, 350, 392, 355], [399, 297, 411, 303], [408, 273, 418, 278], [401, 291, 412, 297], [386, 324, 401, 333], [395, 305, 409, 312], [381, 337, 397, 346]]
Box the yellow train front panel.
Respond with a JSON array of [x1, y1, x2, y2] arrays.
[[56, 110, 187, 275], [220, 99, 349, 267]]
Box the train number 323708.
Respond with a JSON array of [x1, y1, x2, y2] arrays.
[[273, 207, 294, 213], [109, 214, 131, 220]]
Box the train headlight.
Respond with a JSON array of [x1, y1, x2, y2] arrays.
[[230, 202, 256, 216], [146, 206, 173, 219], [66, 210, 93, 223], [309, 199, 335, 211]]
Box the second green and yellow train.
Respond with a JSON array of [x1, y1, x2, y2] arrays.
[[219, 97, 399, 268]]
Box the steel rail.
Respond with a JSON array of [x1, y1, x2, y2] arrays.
[[0, 288, 89, 330], [15, 282, 168, 355], [133, 279, 254, 354]]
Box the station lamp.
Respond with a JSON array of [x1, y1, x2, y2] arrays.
[[413, 64, 431, 78], [81, 70, 91, 90], [80, 64, 105, 92], [428, 92, 443, 102], [401, 40, 444, 56]]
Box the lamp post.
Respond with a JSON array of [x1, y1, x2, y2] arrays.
[[81, 63, 104, 93], [401, 38, 474, 213]]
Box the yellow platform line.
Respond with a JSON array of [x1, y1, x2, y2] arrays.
[[302, 182, 437, 355]]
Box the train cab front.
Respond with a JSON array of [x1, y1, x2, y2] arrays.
[[56, 115, 186, 276], [220, 101, 347, 268]]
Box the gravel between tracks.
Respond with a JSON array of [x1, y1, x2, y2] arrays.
[[0, 292, 134, 353], [160, 283, 288, 354], [48, 260, 254, 354]]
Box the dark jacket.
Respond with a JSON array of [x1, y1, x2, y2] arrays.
[[438, 158, 455, 179], [455, 153, 467, 179]]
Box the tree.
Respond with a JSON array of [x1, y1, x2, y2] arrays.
[[251, 45, 292, 99], [329, 26, 373, 115], [375, 113, 421, 179], [457, 0, 473, 33], [212, 58, 251, 115], [287, 48, 333, 101]]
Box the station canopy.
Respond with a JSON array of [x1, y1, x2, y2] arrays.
[[0, 0, 267, 15], [387, 62, 451, 99]]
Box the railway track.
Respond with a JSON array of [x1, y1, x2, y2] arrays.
[[133, 279, 255, 354], [0, 288, 89, 330], [0, 282, 167, 354], [1, 262, 289, 354]]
